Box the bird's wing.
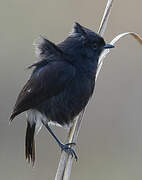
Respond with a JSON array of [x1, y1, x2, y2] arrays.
[[10, 61, 75, 121]]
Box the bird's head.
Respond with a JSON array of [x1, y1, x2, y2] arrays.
[[61, 22, 114, 63]]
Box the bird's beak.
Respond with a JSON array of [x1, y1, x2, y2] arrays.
[[104, 44, 115, 49]]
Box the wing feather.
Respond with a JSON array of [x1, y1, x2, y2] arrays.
[[10, 61, 75, 121]]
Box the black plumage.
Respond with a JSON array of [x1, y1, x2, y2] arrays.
[[10, 22, 114, 164]]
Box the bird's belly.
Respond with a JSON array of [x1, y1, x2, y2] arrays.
[[37, 76, 95, 127]]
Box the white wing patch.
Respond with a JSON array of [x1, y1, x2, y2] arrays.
[[27, 88, 31, 93]]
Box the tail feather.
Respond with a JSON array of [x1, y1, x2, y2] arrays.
[[25, 122, 36, 165]]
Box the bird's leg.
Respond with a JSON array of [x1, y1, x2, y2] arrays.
[[42, 121, 78, 160]]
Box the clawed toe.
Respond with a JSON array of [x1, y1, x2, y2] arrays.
[[60, 143, 78, 161]]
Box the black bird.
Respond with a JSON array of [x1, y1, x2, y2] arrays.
[[10, 22, 114, 164]]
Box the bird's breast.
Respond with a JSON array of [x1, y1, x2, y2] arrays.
[[37, 73, 95, 127]]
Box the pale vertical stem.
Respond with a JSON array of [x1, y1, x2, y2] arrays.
[[63, 111, 84, 180], [98, 0, 114, 36], [55, 152, 68, 180], [55, 1, 114, 180]]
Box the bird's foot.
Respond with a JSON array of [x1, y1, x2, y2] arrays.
[[59, 142, 78, 161]]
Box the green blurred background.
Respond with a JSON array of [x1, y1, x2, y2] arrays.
[[0, 0, 142, 179]]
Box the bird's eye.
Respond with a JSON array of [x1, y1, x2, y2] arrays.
[[93, 43, 97, 50]]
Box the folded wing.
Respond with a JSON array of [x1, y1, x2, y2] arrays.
[[10, 61, 75, 121]]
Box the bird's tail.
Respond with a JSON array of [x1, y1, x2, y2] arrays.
[[25, 122, 36, 165]]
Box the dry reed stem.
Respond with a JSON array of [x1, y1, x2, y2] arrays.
[[61, 7, 142, 180], [62, 31, 142, 180], [97, 32, 142, 78], [55, 1, 114, 179]]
